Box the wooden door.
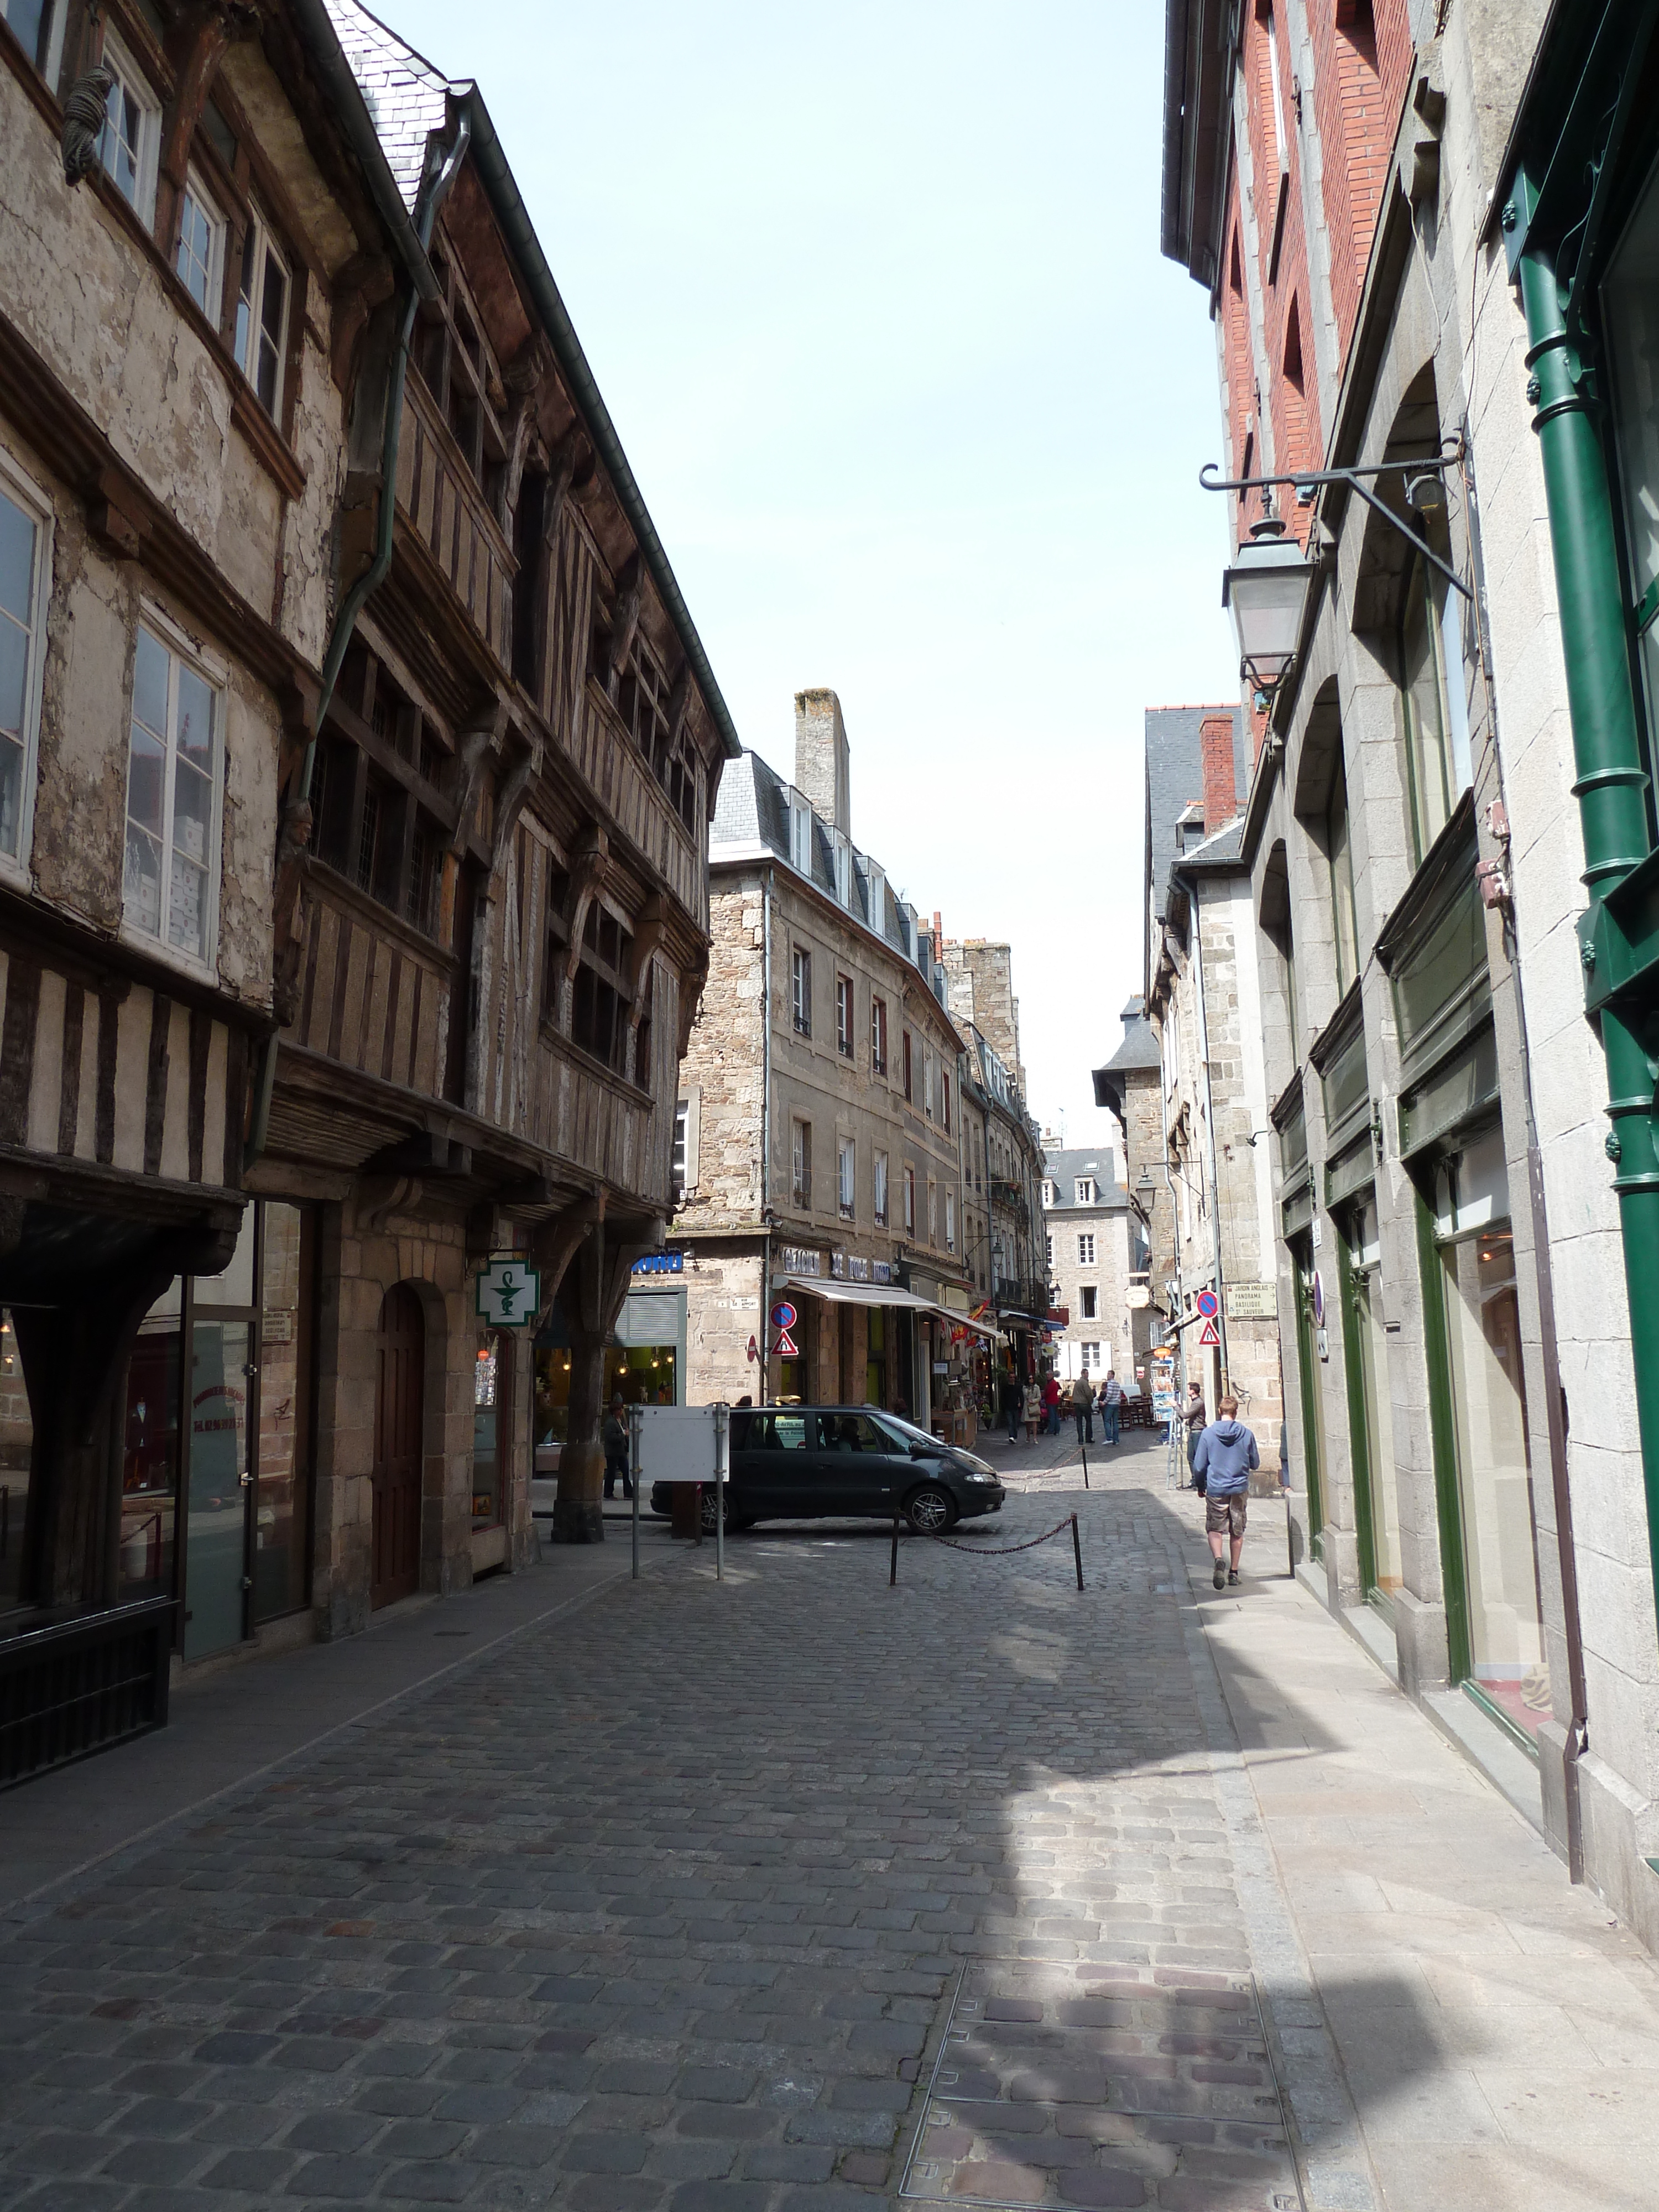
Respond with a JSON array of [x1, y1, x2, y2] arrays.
[[372, 1284, 424, 1608]]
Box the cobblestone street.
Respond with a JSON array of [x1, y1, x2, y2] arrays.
[[3, 1432, 1657, 2212]]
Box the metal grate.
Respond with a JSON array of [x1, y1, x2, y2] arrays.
[[0, 1600, 175, 1789]]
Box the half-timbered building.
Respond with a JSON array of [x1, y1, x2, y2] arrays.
[[0, 0, 425, 1775], [244, 6, 735, 1616]]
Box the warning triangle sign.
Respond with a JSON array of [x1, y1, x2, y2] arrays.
[[1198, 1318, 1220, 1347], [773, 1328, 799, 1358]]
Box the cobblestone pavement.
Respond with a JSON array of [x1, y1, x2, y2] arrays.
[[2, 1436, 1653, 2212]]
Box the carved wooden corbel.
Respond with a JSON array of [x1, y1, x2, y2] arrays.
[[529, 1189, 606, 1331], [358, 1176, 422, 1234], [501, 337, 554, 520], [329, 249, 395, 395], [489, 733, 543, 874], [561, 823, 610, 984], [61, 68, 114, 186], [603, 557, 643, 700], [624, 893, 671, 1032], [676, 943, 711, 1058], [450, 706, 506, 856]]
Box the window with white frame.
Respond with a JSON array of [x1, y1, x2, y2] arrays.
[[836, 973, 853, 1057], [942, 1071, 951, 1132], [927, 1180, 937, 1243], [874, 1149, 889, 1227], [791, 945, 812, 1036], [904, 1165, 915, 1235], [98, 34, 160, 221], [1077, 1232, 1095, 1265], [1081, 1340, 1101, 1374], [0, 469, 50, 871], [1074, 1177, 1095, 1204], [176, 171, 225, 320], [1042, 1179, 1056, 1207], [3, 0, 66, 77], [124, 621, 222, 964], [1081, 1286, 1098, 1319], [837, 1135, 855, 1220], [945, 1191, 955, 1253], [234, 210, 291, 420], [791, 1117, 812, 1207], [1045, 1233, 1053, 1266], [870, 994, 888, 1074], [671, 1100, 689, 1199]]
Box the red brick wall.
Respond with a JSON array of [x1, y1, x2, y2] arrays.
[[1306, 0, 1414, 357], [1201, 716, 1238, 828]]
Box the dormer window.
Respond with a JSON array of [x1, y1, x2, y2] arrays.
[[789, 798, 813, 874], [1074, 1178, 1095, 1204]]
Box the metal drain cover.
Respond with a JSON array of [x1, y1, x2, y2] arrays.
[[900, 1960, 1303, 2211]]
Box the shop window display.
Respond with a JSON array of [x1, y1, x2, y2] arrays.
[[254, 1202, 311, 1621], [473, 1333, 510, 1527], [534, 1338, 678, 1449], [1, 1310, 31, 1617]]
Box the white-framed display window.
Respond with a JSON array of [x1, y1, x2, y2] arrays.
[[98, 30, 161, 223], [234, 210, 291, 420], [122, 610, 225, 972], [0, 451, 52, 881], [176, 169, 226, 322]]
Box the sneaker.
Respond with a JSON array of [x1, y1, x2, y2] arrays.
[[1228, 1569, 1240, 1586], [1212, 1562, 1227, 1590]]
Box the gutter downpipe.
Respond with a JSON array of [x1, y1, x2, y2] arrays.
[[244, 112, 471, 1170], [1514, 174, 1659, 1681], [1176, 870, 1230, 1386]]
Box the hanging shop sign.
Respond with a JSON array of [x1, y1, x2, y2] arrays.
[[476, 1258, 540, 1327]]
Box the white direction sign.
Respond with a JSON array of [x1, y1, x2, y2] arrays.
[[476, 1258, 540, 1327]]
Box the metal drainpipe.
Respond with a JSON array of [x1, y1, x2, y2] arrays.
[[1177, 870, 1229, 1385], [1515, 192, 1659, 1665], [243, 111, 472, 1170]]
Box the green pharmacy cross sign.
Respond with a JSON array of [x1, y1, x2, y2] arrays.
[[476, 1258, 541, 1328]]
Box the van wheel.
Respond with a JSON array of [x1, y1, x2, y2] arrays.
[[905, 1486, 957, 1536]]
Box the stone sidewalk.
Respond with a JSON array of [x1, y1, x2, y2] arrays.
[[0, 1436, 1655, 2211]]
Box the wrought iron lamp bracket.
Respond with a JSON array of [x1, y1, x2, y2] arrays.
[[1199, 448, 1473, 602]]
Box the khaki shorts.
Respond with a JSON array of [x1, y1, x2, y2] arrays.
[[1206, 1493, 1248, 1540]]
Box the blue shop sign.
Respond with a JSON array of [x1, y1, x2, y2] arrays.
[[632, 1252, 684, 1274]]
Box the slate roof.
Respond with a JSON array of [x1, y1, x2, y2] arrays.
[[1042, 1147, 1128, 1213], [711, 752, 926, 963], [324, 0, 450, 211], [1144, 705, 1249, 926]]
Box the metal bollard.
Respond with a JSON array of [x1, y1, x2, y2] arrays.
[[1081, 1442, 1089, 1490], [713, 1402, 728, 1584], [628, 1405, 643, 1582], [890, 1513, 900, 1587], [1071, 1513, 1084, 1592]]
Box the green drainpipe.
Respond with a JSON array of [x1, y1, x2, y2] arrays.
[[243, 111, 471, 1170], [1513, 168, 1659, 1652]]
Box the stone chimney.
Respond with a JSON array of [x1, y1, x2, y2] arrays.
[[1200, 713, 1237, 832], [794, 688, 851, 837]]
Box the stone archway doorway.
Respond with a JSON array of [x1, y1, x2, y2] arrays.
[[372, 1284, 424, 1609]]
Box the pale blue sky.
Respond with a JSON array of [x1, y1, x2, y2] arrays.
[[383, 0, 1240, 1151]]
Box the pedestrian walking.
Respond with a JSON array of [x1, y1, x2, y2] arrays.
[[1070, 1371, 1095, 1447], [1100, 1369, 1124, 1444], [1022, 1379, 1041, 1441], [1042, 1371, 1062, 1435], [602, 1394, 632, 1500], [1004, 1374, 1022, 1443], [1182, 1382, 1207, 1484], [1193, 1394, 1259, 1588]]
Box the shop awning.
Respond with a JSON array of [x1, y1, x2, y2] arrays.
[[783, 1277, 1006, 1342]]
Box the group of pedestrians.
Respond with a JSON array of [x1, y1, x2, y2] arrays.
[[1003, 1368, 1125, 1444]]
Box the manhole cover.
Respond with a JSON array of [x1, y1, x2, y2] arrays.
[[900, 1960, 1303, 2211]]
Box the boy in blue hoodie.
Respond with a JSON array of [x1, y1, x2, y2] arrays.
[[1192, 1395, 1258, 1589]]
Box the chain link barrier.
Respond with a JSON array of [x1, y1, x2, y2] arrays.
[[890, 1511, 1086, 1590]]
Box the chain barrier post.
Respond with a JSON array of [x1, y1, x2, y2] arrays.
[[628, 1405, 643, 1582], [1072, 1513, 1084, 1592], [1081, 1440, 1089, 1489], [890, 1513, 900, 1587], [713, 1402, 728, 1584]]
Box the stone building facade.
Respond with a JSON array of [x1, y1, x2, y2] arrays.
[[1040, 1146, 1144, 1392], [674, 691, 1002, 1427], [1132, 706, 1282, 1469], [1162, 0, 1659, 1942], [0, 0, 734, 1776]]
